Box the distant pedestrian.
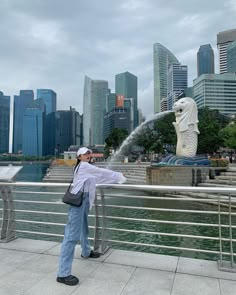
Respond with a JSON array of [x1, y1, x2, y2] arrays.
[[57, 147, 126, 286]]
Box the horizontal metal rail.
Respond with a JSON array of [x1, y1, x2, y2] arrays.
[[14, 219, 233, 242], [96, 226, 236, 242], [3, 213, 236, 229], [12, 190, 63, 195], [104, 239, 236, 256], [13, 191, 236, 203], [103, 215, 235, 228], [97, 204, 235, 215], [1, 181, 235, 194]]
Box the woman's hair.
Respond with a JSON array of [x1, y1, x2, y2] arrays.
[[74, 158, 81, 171]]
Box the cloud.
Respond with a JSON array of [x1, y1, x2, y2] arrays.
[[0, 0, 235, 119]]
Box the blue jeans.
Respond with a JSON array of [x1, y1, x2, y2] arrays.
[[57, 192, 91, 277]]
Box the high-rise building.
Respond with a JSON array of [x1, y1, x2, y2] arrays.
[[13, 90, 34, 153], [22, 98, 46, 156], [115, 71, 138, 128], [37, 89, 57, 115], [104, 107, 131, 141], [45, 107, 82, 155], [217, 29, 236, 74], [83, 76, 109, 146], [0, 91, 10, 153], [124, 97, 134, 132], [167, 63, 188, 110], [197, 44, 215, 77], [193, 73, 236, 116], [227, 40, 236, 74], [106, 93, 116, 112], [153, 43, 179, 113]]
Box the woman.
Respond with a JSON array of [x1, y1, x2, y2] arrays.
[[57, 147, 126, 286]]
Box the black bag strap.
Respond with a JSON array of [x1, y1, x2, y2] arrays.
[[67, 163, 85, 192]]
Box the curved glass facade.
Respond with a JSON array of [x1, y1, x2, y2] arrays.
[[197, 44, 215, 77], [153, 43, 179, 113]]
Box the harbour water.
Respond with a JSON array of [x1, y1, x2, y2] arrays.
[[2, 163, 233, 261]]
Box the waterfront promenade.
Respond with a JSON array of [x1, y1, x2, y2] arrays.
[[0, 238, 236, 295]]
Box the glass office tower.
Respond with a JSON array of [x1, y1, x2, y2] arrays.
[[217, 29, 236, 74], [45, 108, 82, 155], [107, 93, 116, 112], [83, 76, 109, 146], [37, 89, 57, 115], [197, 44, 215, 77], [13, 90, 34, 153], [115, 71, 138, 128], [153, 43, 179, 113], [22, 98, 46, 156], [193, 73, 236, 116], [104, 107, 131, 141], [0, 91, 10, 153], [227, 40, 236, 73], [167, 64, 188, 110]]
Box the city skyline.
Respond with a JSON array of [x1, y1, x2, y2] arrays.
[[0, 0, 236, 119]]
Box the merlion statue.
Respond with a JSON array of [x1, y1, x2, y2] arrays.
[[173, 97, 199, 157]]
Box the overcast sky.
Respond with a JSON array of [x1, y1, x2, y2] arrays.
[[1, 0, 236, 119]]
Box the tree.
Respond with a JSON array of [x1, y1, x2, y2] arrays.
[[153, 112, 176, 152], [133, 127, 160, 154], [219, 122, 236, 151], [197, 108, 229, 154], [104, 128, 128, 158], [131, 113, 176, 155]]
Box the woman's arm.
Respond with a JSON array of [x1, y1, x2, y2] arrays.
[[80, 162, 126, 184]]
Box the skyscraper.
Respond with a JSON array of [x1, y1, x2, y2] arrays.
[[153, 43, 179, 113], [83, 76, 109, 146], [106, 93, 117, 112], [197, 44, 215, 77], [22, 98, 46, 156], [115, 71, 138, 128], [13, 90, 34, 153], [217, 29, 236, 74], [37, 89, 57, 115], [104, 107, 131, 141], [227, 40, 236, 74], [193, 73, 236, 116], [0, 91, 10, 153], [167, 64, 188, 110], [45, 108, 82, 155]]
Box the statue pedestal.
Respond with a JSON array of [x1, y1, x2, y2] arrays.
[[146, 166, 226, 186]]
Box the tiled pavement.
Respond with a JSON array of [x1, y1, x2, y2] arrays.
[[0, 238, 236, 295]]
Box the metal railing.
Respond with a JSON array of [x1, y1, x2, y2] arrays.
[[0, 182, 236, 272]]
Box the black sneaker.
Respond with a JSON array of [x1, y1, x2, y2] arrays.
[[81, 250, 101, 259], [56, 275, 79, 286]]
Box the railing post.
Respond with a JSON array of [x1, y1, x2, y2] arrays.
[[93, 188, 109, 255], [93, 191, 99, 252], [218, 193, 236, 272], [0, 185, 16, 242], [99, 189, 109, 254]]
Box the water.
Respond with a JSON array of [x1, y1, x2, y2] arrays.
[[110, 110, 173, 163], [3, 163, 234, 262]]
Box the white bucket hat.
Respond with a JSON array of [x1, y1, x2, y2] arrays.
[[77, 147, 92, 157]]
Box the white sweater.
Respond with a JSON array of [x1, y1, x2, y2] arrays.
[[71, 161, 126, 209]]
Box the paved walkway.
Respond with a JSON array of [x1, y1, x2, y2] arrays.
[[0, 238, 236, 295]]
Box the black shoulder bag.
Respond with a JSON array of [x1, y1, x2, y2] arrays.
[[62, 165, 84, 207]]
